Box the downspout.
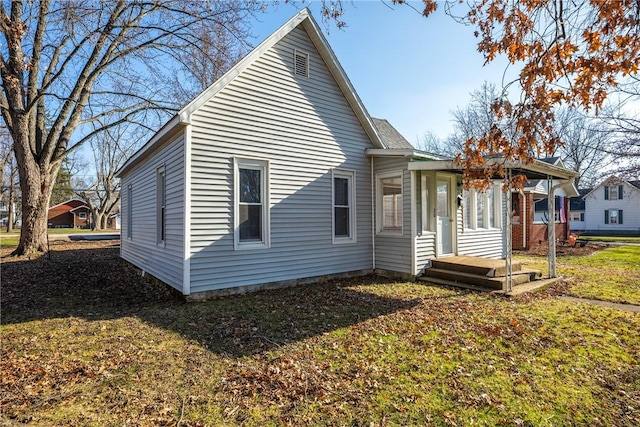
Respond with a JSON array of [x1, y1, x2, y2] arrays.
[[371, 156, 376, 270]]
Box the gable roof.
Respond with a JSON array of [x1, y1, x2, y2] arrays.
[[571, 188, 591, 210], [117, 8, 384, 177], [582, 175, 640, 198], [371, 118, 414, 150], [48, 199, 88, 211]]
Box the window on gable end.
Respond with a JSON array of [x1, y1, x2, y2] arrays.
[[294, 50, 309, 78]]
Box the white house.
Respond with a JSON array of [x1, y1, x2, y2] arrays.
[[569, 188, 591, 233], [583, 176, 640, 235], [116, 9, 578, 298]]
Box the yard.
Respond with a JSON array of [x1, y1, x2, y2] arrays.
[[1, 241, 639, 426]]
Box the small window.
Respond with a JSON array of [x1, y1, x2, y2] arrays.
[[127, 184, 132, 239], [605, 209, 623, 225], [157, 166, 166, 245], [378, 173, 403, 234], [78, 212, 87, 220], [420, 174, 430, 232], [333, 170, 356, 243], [294, 50, 309, 78], [235, 158, 270, 249], [606, 184, 623, 200]]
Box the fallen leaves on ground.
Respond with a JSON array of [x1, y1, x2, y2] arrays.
[[1, 241, 639, 426]]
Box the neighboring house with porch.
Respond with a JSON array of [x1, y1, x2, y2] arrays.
[[582, 176, 640, 235], [117, 9, 577, 298], [509, 158, 578, 250], [48, 199, 91, 228]]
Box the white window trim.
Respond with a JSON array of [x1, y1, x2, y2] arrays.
[[376, 170, 404, 236], [78, 212, 87, 220], [608, 209, 620, 224], [332, 169, 357, 244], [127, 184, 133, 240], [234, 157, 270, 250], [293, 49, 309, 78], [420, 174, 433, 234], [156, 165, 166, 247], [608, 185, 620, 200]]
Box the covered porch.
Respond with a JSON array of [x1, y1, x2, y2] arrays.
[[406, 156, 579, 293]]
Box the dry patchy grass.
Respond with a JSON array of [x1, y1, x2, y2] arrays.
[[1, 241, 639, 426], [517, 245, 640, 305]]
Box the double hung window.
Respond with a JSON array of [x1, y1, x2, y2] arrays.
[[235, 159, 269, 249], [333, 170, 356, 242]]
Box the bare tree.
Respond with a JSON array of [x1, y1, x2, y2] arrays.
[[0, 0, 261, 255], [414, 131, 454, 157], [76, 122, 139, 231], [552, 107, 614, 187], [0, 126, 18, 231], [597, 79, 640, 179]]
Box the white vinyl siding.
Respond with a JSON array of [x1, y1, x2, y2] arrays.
[[187, 26, 374, 293], [373, 157, 412, 274], [120, 134, 185, 291]]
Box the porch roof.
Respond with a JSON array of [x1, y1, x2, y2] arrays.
[[405, 158, 579, 181]]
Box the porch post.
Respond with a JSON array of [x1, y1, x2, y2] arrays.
[[547, 176, 557, 278], [504, 169, 513, 292]]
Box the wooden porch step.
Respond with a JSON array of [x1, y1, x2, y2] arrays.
[[421, 268, 532, 290], [431, 256, 522, 277]]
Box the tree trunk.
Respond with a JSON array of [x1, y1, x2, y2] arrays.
[[100, 214, 108, 230], [11, 118, 60, 256], [93, 211, 102, 231]]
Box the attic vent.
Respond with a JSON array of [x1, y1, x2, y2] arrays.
[[294, 50, 309, 78]]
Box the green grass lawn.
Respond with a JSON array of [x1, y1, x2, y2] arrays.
[[2, 242, 639, 426], [517, 245, 640, 305], [579, 235, 640, 243]]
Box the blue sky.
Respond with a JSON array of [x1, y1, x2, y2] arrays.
[[251, 1, 519, 145]]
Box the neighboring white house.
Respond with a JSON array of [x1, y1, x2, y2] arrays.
[[583, 176, 640, 235], [116, 9, 578, 298], [569, 188, 591, 233]]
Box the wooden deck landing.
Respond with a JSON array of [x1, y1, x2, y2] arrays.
[[420, 256, 544, 292], [431, 256, 521, 277]]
